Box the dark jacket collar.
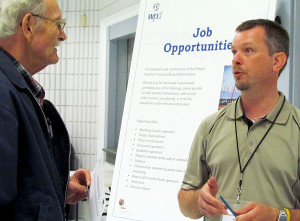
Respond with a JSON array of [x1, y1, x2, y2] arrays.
[[0, 50, 28, 89]]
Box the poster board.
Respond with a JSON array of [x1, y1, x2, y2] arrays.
[[88, 158, 105, 221], [107, 0, 277, 220]]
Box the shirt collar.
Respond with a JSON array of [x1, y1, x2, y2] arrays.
[[226, 92, 292, 124]]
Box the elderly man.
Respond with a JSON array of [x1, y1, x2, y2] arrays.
[[0, 0, 91, 220], [178, 19, 300, 221]]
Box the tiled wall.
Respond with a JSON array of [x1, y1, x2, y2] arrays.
[[34, 0, 139, 170]]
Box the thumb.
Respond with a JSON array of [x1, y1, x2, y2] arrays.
[[235, 202, 255, 215], [69, 179, 88, 193], [207, 177, 218, 196]]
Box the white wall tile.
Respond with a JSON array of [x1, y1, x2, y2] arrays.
[[76, 0, 81, 12], [66, 90, 74, 106], [66, 75, 74, 90], [60, 90, 66, 105], [94, 0, 99, 10], [75, 12, 81, 28], [68, 0, 76, 11], [80, 0, 85, 11], [67, 11, 77, 27], [67, 43, 75, 59], [60, 0, 67, 11], [66, 59, 75, 74], [66, 27, 74, 42]]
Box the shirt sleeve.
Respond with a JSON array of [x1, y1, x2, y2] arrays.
[[297, 122, 300, 201], [181, 120, 209, 190]]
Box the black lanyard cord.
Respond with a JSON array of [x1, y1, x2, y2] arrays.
[[234, 100, 242, 173], [234, 96, 286, 186]]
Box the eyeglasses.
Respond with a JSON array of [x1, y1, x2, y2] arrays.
[[31, 13, 66, 32]]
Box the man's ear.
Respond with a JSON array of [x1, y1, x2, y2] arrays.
[[272, 52, 287, 73], [21, 13, 36, 42]]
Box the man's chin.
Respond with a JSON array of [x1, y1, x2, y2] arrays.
[[53, 58, 59, 64], [51, 49, 60, 63], [236, 83, 248, 91], [50, 54, 60, 64]]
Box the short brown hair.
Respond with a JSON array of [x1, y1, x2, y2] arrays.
[[236, 19, 289, 74]]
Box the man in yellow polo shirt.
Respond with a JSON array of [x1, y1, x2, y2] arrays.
[[178, 19, 300, 221]]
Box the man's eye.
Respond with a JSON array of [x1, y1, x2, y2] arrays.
[[245, 48, 253, 53]]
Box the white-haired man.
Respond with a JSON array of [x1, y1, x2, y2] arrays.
[[0, 0, 91, 220]]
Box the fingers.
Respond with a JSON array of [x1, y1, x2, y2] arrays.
[[202, 177, 222, 207], [69, 180, 88, 193], [66, 190, 88, 204], [66, 178, 89, 204], [73, 169, 91, 186], [198, 192, 226, 216], [235, 202, 256, 216], [235, 203, 255, 221], [198, 197, 226, 217], [206, 177, 218, 196], [235, 202, 280, 221], [198, 177, 227, 217], [66, 169, 91, 204]]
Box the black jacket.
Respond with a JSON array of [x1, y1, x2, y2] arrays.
[[0, 51, 70, 220]]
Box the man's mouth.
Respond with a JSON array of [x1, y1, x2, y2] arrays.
[[233, 69, 244, 75], [55, 42, 60, 48]]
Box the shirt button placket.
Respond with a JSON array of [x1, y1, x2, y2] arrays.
[[249, 140, 253, 146], [248, 129, 253, 147]]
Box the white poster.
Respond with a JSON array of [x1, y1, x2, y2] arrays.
[[107, 0, 277, 220], [88, 158, 105, 221]]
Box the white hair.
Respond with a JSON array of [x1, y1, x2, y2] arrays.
[[0, 0, 46, 38]]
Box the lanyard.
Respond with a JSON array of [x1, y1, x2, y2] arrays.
[[234, 96, 285, 203]]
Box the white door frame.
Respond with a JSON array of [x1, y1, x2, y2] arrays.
[[98, 4, 140, 160]]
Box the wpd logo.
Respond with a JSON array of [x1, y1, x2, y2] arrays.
[[153, 3, 160, 11], [148, 3, 162, 22]]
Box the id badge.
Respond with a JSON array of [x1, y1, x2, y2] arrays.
[[221, 213, 236, 221], [220, 199, 250, 221]]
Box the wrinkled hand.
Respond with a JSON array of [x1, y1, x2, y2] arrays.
[[198, 177, 227, 217], [66, 169, 91, 204], [235, 202, 279, 221]]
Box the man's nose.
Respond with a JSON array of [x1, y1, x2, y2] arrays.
[[232, 52, 242, 65], [59, 30, 67, 41]]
